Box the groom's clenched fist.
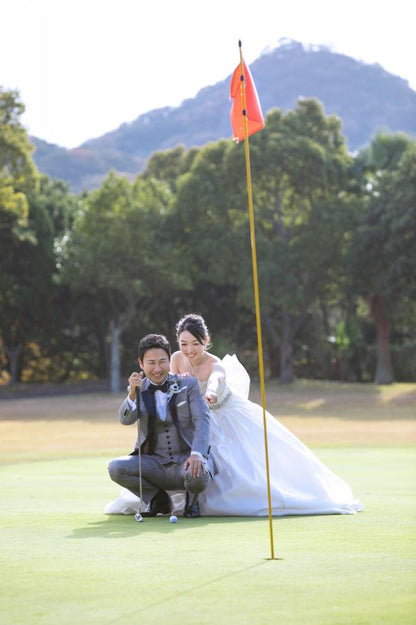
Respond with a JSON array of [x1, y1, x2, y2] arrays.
[[127, 371, 144, 401]]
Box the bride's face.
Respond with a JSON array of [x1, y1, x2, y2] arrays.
[[178, 330, 206, 363]]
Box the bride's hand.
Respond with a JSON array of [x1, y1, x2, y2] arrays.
[[179, 372, 191, 378], [205, 390, 218, 406]]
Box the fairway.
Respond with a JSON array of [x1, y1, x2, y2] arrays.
[[1, 381, 415, 625]]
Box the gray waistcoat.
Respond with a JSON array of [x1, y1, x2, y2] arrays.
[[152, 412, 189, 464]]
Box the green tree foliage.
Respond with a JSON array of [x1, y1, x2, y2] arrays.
[[166, 139, 250, 351], [2, 87, 415, 388], [0, 88, 38, 247], [348, 133, 416, 383], [142, 145, 199, 193], [0, 172, 78, 383], [0, 88, 40, 381], [231, 100, 353, 382], [166, 100, 354, 383], [60, 171, 185, 391]]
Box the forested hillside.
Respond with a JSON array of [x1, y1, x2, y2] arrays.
[[31, 40, 416, 192], [2, 84, 416, 389]]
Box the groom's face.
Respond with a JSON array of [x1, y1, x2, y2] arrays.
[[139, 347, 170, 385]]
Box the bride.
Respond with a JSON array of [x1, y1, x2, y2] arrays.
[[106, 313, 362, 517]]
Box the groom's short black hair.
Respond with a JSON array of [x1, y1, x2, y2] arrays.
[[138, 334, 171, 361]]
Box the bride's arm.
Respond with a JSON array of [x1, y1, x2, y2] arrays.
[[205, 362, 226, 405]]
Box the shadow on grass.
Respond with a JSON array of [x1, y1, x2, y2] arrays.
[[68, 513, 316, 542], [102, 557, 272, 624], [67, 515, 263, 539]]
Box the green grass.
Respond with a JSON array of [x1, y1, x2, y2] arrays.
[[1, 451, 415, 625], [0, 384, 415, 625]]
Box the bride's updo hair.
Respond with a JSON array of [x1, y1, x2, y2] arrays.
[[176, 313, 211, 348]]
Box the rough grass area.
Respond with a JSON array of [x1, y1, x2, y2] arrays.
[[0, 381, 415, 625], [1, 380, 414, 463]]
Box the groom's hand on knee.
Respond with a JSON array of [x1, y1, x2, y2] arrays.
[[184, 454, 207, 478]]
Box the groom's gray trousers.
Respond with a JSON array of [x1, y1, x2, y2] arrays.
[[108, 453, 209, 503]]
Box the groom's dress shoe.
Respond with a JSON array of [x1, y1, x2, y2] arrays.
[[184, 493, 201, 518], [141, 489, 171, 517]]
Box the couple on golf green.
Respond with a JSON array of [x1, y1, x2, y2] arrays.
[[107, 313, 363, 518]]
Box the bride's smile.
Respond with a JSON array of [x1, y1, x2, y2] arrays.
[[178, 331, 206, 364]]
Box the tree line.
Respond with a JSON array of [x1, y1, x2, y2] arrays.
[[1, 87, 415, 391]]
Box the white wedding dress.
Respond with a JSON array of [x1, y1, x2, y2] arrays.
[[105, 355, 362, 517]]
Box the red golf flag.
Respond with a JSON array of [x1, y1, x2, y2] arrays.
[[230, 60, 264, 142]]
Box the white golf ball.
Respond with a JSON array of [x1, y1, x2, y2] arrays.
[[169, 515, 178, 523], [135, 513, 143, 523]]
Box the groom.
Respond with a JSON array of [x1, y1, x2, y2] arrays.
[[108, 333, 212, 518]]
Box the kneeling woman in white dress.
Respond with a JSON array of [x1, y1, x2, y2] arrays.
[[106, 313, 362, 517]]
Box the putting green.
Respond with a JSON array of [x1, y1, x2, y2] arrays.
[[1, 447, 415, 625]]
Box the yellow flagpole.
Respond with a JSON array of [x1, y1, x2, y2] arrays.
[[238, 40, 275, 560]]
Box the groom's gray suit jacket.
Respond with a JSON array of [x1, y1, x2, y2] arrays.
[[118, 374, 213, 472]]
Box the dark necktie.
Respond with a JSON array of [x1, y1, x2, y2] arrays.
[[148, 380, 169, 394]]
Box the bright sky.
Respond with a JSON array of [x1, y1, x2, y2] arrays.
[[1, 0, 414, 148]]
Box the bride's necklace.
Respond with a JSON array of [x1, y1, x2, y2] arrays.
[[188, 353, 208, 373]]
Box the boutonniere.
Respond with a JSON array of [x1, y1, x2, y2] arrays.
[[166, 380, 182, 402]]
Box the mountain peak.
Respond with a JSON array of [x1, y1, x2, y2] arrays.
[[32, 41, 416, 192]]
